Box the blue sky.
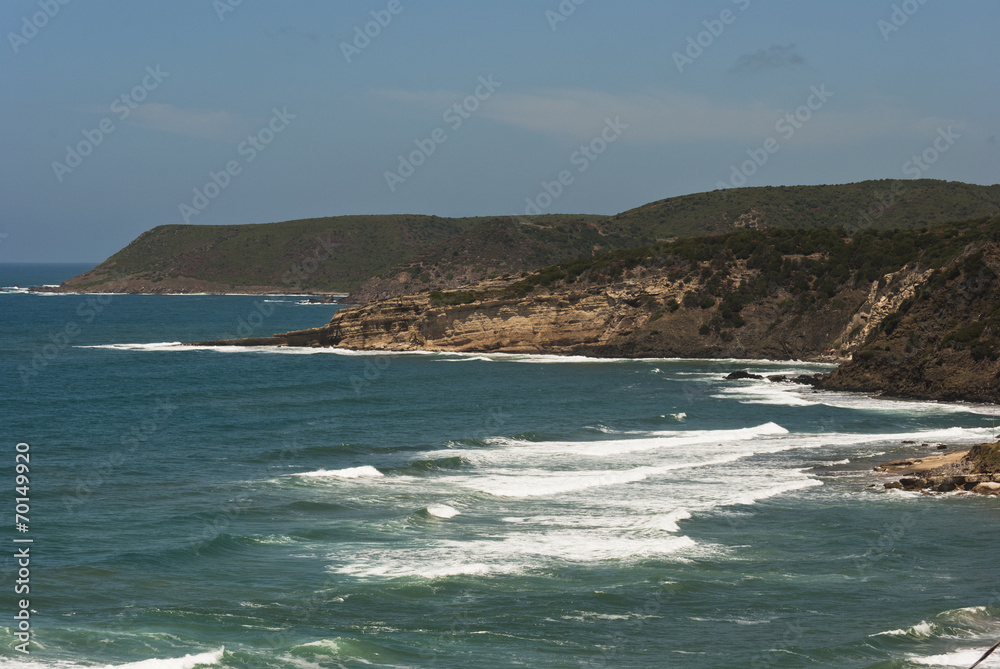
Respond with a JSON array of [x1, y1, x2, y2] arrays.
[[2, 0, 997, 262]]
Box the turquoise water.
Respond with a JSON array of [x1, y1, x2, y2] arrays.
[[2, 264, 999, 669]]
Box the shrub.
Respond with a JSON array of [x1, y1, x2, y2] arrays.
[[942, 321, 986, 347], [430, 290, 480, 306], [971, 340, 998, 361]]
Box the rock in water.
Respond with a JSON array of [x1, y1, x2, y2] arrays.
[[725, 371, 764, 381]]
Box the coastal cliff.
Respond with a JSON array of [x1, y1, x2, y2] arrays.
[[819, 243, 1000, 402], [194, 217, 1000, 404]]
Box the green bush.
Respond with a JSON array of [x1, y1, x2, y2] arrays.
[[429, 290, 480, 306], [942, 321, 986, 347]]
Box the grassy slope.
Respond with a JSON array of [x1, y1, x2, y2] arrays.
[[612, 179, 1000, 238], [346, 214, 623, 301], [350, 180, 1000, 300], [62, 215, 474, 292], [444, 216, 1000, 320], [58, 180, 1000, 294]]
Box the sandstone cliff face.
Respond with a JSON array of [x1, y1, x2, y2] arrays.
[[261, 283, 663, 354], [216, 265, 874, 361], [192, 227, 1000, 405]]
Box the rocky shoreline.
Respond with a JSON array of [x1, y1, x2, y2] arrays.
[[876, 442, 1000, 495]]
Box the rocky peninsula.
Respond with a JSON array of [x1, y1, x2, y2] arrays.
[[190, 218, 1000, 406]]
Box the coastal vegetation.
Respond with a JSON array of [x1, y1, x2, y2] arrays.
[[449, 215, 1000, 345], [46, 179, 1000, 296]]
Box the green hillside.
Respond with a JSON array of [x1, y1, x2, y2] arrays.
[[59, 215, 475, 292], [350, 180, 1000, 301], [440, 216, 1000, 332], [51, 180, 1000, 295], [611, 179, 1000, 239], [346, 214, 621, 301]]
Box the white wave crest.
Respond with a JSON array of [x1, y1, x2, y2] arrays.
[[0, 647, 223, 669], [328, 531, 698, 579], [114, 648, 225, 669], [79, 342, 185, 351], [729, 475, 823, 506], [295, 466, 383, 479], [874, 620, 935, 638], [426, 504, 460, 519], [435, 422, 791, 467]]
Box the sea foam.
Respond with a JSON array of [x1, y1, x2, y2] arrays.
[[295, 466, 383, 479], [425, 504, 460, 519], [909, 648, 999, 666], [3, 649, 228, 669]]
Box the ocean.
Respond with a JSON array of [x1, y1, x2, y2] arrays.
[[1, 263, 998, 669]]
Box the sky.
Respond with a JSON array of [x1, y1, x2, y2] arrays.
[[1, 0, 998, 263]]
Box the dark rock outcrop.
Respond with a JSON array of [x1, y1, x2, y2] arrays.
[[725, 371, 764, 380]]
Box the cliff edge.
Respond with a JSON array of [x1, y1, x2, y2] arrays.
[[191, 218, 1000, 404]]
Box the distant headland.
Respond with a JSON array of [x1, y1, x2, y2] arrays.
[[40, 179, 1000, 405]]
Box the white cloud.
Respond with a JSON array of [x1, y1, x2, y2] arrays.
[[123, 104, 244, 140], [375, 87, 967, 148], [730, 44, 806, 72]]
